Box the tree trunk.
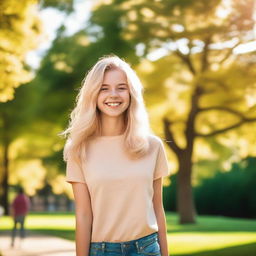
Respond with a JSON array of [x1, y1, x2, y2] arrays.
[[164, 86, 201, 223], [177, 152, 197, 223], [176, 86, 201, 224], [1, 112, 10, 216], [1, 140, 9, 215]]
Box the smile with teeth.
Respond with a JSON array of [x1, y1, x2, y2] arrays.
[[105, 102, 122, 107]]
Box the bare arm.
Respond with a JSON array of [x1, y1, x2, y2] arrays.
[[71, 182, 93, 256], [153, 178, 170, 256]]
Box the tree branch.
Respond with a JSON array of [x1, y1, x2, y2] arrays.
[[163, 117, 183, 154], [174, 50, 196, 75], [198, 106, 245, 118], [201, 36, 211, 72], [196, 117, 256, 137], [219, 40, 241, 65], [184, 86, 202, 153]]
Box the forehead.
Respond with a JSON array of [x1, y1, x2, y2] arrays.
[[102, 68, 127, 84]]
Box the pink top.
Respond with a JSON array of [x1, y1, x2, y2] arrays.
[[12, 194, 30, 217], [66, 134, 170, 242]]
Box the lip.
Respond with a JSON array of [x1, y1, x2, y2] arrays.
[[105, 102, 122, 104]]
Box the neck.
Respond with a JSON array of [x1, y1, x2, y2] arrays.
[[99, 115, 126, 136]]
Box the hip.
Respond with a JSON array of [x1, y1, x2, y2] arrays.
[[89, 232, 161, 256]]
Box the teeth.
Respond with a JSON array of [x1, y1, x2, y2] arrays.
[[106, 103, 121, 106]]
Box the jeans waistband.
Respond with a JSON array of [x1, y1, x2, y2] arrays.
[[90, 232, 159, 251]]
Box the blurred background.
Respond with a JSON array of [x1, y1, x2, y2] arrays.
[[0, 0, 256, 255]]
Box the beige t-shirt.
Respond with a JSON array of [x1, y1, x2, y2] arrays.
[[66, 134, 170, 242]]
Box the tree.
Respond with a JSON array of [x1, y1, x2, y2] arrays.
[[0, 83, 37, 214], [93, 0, 256, 223], [0, 0, 42, 102], [0, 0, 74, 215], [0, 0, 74, 102]]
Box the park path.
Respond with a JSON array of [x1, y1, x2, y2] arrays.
[[0, 232, 76, 256]]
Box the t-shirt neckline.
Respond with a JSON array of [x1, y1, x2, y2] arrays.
[[96, 133, 125, 140]]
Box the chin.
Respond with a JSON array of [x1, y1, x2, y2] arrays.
[[101, 111, 126, 118]]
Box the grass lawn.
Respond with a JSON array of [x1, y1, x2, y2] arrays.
[[0, 211, 256, 256]]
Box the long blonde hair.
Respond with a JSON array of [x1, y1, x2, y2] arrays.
[[59, 55, 153, 165]]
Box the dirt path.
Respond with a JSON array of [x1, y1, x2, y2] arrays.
[[0, 232, 76, 256]]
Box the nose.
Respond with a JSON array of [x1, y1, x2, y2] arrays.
[[109, 89, 119, 96]]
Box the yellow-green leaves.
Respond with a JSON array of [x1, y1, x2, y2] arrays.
[[0, 0, 42, 102]]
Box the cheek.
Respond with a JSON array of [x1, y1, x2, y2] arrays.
[[123, 91, 131, 104], [97, 93, 104, 106]]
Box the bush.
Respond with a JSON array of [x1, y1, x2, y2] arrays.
[[194, 157, 256, 218], [163, 157, 256, 218]]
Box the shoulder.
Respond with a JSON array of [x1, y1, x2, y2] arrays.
[[147, 134, 165, 148]]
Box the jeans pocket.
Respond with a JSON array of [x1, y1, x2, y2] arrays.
[[140, 240, 161, 256]]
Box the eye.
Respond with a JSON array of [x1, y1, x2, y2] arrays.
[[119, 87, 127, 90], [100, 88, 108, 91]]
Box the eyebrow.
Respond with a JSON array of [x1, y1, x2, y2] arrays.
[[101, 83, 128, 87]]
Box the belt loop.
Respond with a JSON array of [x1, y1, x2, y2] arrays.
[[102, 242, 105, 252], [135, 241, 140, 253], [155, 232, 159, 242]]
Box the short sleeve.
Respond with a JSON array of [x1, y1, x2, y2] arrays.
[[153, 139, 170, 180], [66, 157, 86, 184]]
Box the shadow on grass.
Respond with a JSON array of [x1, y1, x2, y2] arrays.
[[32, 229, 75, 240], [0, 229, 75, 241], [165, 212, 256, 233], [175, 242, 256, 256], [29, 212, 74, 216]]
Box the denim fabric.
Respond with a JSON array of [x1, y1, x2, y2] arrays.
[[89, 232, 161, 256]]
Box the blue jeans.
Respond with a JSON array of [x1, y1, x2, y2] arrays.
[[89, 232, 161, 256]]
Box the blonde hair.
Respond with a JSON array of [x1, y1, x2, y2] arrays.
[[59, 55, 153, 165]]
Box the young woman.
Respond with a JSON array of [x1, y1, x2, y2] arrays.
[[61, 55, 170, 256]]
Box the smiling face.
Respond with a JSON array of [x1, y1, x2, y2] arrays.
[[97, 67, 130, 119]]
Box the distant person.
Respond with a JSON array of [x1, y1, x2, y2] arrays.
[[10, 187, 30, 247]]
